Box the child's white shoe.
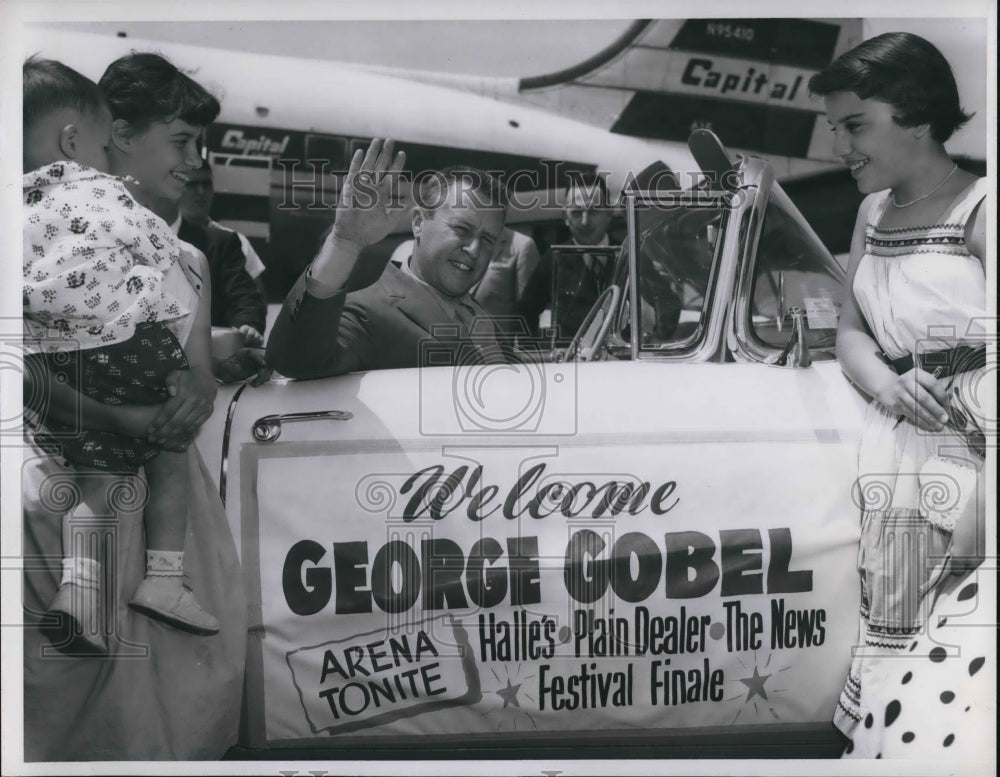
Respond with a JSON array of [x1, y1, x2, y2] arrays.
[[46, 582, 108, 654], [129, 577, 220, 635]]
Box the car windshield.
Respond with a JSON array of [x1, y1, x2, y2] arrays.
[[618, 192, 727, 355], [537, 157, 843, 364], [746, 184, 844, 358]]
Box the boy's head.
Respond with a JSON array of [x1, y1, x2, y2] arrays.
[[23, 56, 112, 173]]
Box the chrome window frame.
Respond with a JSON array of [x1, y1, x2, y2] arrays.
[[622, 163, 766, 363], [728, 171, 845, 365]]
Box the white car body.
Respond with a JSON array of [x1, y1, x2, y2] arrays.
[[194, 135, 879, 756]]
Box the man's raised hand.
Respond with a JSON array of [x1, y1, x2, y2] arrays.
[[332, 138, 407, 248]]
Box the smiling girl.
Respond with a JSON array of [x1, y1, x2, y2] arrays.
[[810, 32, 989, 759]]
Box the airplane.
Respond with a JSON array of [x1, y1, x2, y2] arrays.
[[12, 25, 681, 296], [17, 21, 984, 299], [350, 17, 987, 260], [354, 19, 861, 171]]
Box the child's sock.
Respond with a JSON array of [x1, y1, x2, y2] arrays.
[[61, 556, 101, 590], [49, 556, 107, 653], [145, 549, 184, 579]]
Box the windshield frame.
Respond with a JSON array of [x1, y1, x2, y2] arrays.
[[621, 180, 754, 363], [729, 177, 846, 365]]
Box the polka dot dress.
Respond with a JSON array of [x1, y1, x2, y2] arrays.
[[844, 576, 995, 760]]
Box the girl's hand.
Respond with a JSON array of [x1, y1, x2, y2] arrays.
[[109, 404, 189, 451], [147, 369, 217, 442], [115, 404, 162, 439], [875, 369, 950, 431]]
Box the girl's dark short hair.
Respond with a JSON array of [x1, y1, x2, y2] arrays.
[[98, 52, 220, 131], [808, 32, 972, 143], [23, 56, 106, 134]]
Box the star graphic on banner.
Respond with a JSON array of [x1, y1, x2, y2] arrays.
[[496, 678, 522, 708], [739, 666, 771, 702]]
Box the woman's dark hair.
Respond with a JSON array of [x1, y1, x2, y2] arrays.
[[23, 56, 106, 134], [808, 32, 972, 143], [98, 52, 220, 131]]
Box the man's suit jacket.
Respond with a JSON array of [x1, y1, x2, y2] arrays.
[[266, 261, 503, 379], [178, 219, 266, 334]]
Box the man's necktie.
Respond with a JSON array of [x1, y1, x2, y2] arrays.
[[583, 253, 605, 290], [454, 299, 478, 339]]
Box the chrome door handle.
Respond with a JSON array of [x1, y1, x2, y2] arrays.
[[251, 410, 353, 443]]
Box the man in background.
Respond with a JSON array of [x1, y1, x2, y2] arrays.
[[180, 158, 267, 289], [518, 176, 618, 344], [174, 158, 266, 345]]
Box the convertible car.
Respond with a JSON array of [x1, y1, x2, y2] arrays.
[[198, 131, 869, 759]]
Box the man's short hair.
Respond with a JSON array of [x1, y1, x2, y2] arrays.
[[23, 56, 106, 136], [413, 166, 507, 213], [563, 173, 610, 209], [99, 52, 220, 132]]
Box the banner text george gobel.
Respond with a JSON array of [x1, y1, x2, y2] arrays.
[[282, 527, 812, 616]]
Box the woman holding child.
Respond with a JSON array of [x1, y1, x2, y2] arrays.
[[22, 53, 246, 760], [810, 33, 991, 759]]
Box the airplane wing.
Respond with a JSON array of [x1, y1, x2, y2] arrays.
[[515, 18, 864, 163]]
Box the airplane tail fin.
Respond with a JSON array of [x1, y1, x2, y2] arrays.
[[515, 18, 864, 165]]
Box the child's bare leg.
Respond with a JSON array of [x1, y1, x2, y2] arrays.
[[61, 465, 107, 563], [128, 451, 220, 635], [142, 450, 188, 552]]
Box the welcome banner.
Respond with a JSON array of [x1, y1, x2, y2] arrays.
[[241, 440, 860, 746]]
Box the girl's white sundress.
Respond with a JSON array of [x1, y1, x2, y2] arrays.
[[834, 178, 990, 759]]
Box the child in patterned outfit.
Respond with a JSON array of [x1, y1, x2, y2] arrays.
[[23, 57, 219, 651]]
